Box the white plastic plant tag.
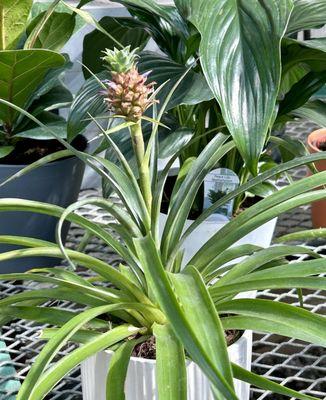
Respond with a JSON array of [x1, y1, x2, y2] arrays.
[[204, 168, 240, 220]]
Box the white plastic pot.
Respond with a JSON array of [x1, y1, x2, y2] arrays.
[[81, 330, 252, 400], [159, 213, 277, 266]]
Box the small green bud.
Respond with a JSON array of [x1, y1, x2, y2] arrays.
[[102, 46, 139, 73]]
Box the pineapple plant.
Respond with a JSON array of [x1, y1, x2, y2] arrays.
[[102, 46, 156, 122]]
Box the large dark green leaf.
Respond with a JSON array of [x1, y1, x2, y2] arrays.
[[0, 50, 66, 127], [138, 51, 213, 110], [282, 39, 326, 77], [159, 127, 194, 159], [292, 100, 326, 127], [25, 11, 76, 52], [287, 0, 326, 34], [67, 71, 107, 140], [0, 0, 32, 50], [14, 122, 68, 140], [112, 0, 187, 34], [279, 71, 326, 116], [179, 0, 293, 173], [27, 84, 72, 116], [82, 17, 150, 78], [0, 145, 14, 159], [111, 0, 189, 60]]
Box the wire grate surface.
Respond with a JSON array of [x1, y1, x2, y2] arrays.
[[0, 121, 325, 399]]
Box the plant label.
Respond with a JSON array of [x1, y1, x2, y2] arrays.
[[204, 168, 239, 220]]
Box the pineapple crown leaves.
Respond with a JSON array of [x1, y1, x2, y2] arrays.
[[102, 46, 139, 74], [101, 46, 158, 122]]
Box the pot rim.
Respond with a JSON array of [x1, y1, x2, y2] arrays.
[[307, 128, 326, 153], [0, 135, 88, 168], [104, 330, 250, 365], [0, 154, 82, 169]]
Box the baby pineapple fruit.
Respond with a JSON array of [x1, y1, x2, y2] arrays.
[[102, 46, 156, 122]]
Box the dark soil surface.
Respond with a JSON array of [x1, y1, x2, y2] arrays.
[[1, 136, 87, 165], [132, 330, 242, 360], [317, 140, 326, 151]]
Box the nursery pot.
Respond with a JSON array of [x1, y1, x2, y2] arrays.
[[0, 156, 85, 272], [307, 128, 326, 228], [81, 330, 252, 400]]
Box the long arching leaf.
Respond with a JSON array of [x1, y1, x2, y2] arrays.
[[154, 323, 187, 400], [17, 304, 143, 400], [26, 325, 141, 400], [218, 299, 326, 346]]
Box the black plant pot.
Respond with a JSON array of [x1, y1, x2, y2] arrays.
[[0, 156, 85, 272]]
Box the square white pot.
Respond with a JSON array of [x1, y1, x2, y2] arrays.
[[81, 330, 252, 400]]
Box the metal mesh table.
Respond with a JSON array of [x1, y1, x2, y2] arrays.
[[0, 121, 325, 400]]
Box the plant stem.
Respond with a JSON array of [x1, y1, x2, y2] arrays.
[[131, 121, 152, 215]]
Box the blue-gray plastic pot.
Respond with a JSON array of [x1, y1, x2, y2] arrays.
[[0, 156, 85, 272]]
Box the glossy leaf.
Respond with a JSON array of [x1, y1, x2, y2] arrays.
[[40, 328, 100, 344], [67, 71, 107, 139], [0, 50, 65, 127], [282, 39, 326, 78], [63, 3, 124, 50], [293, 100, 326, 128], [169, 267, 235, 395], [0, 198, 138, 273], [287, 0, 326, 34], [0, 145, 14, 159], [111, 0, 189, 53], [25, 11, 76, 51], [82, 17, 149, 78], [0, 244, 147, 303], [14, 123, 68, 140], [180, 0, 293, 173], [0, 0, 32, 50], [235, 258, 326, 282], [0, 287, 107, 308], [279, 71, 326, 116], [203, 244, 261, 279], [27, 84, 73, 118], [138, 52, 213, 110], [159, 127, 194, 159], [154, 323, 187, 400], [0, 305, 89, 328]]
